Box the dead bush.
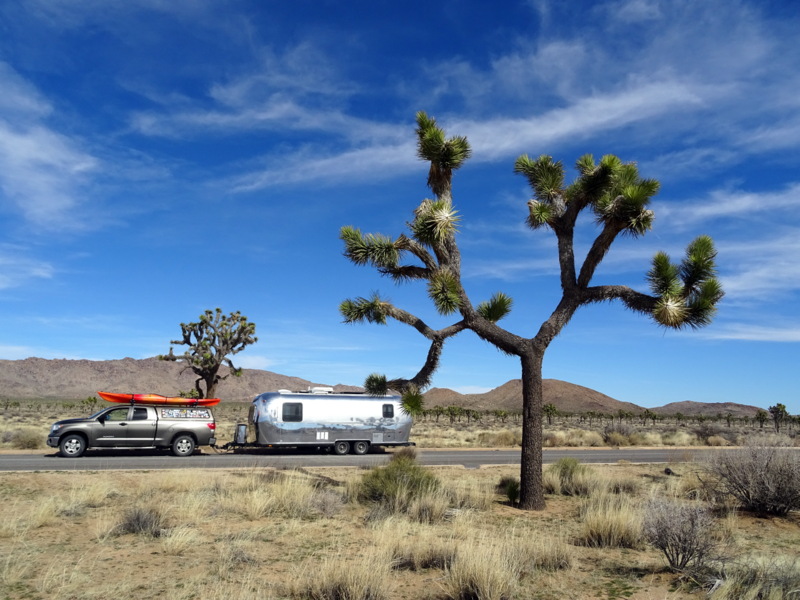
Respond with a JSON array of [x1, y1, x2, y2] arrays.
[[642, 498, 718, 572], [704, 444, 800, 516]]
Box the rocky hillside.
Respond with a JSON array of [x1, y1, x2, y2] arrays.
[[0, 357, 357, 402], [425, 379, 646, 415], [0, 357, 761, 416]]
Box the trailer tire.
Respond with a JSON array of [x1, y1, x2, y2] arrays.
[[352, 441, 370, 455], [333, 440, 350, 455]]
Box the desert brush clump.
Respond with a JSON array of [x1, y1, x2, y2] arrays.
[[496, 475, 521, 505], [116, 506, 167, 538], [576, 493, 642, 549], [704, 444, 800, 516], [290, 550, 390, 600], [357, 449, 440, 515], [642, 497, 719, 572], [706, 556, 800, 600], [544, 457, 605, 497]]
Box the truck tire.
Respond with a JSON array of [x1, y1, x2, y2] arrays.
[[59, 434, 86, 458], [171, 434, 196, 457], [352, 441, 370, 455], [333, 440, 350, 455]]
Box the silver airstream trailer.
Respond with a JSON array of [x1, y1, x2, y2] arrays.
[[246, 387, 414, 454]]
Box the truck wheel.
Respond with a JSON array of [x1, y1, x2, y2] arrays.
[[333, 440, 350, 455], [59, 434, 86, 458], [171, 435, 196, 457], [352, 441, 370, 455]]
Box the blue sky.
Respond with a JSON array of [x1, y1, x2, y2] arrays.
[[1, 0, 798, 412]]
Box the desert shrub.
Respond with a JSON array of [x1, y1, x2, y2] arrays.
[[605, 431, 630, 447], [564, 429, 604, 447], [704, 444, 800, 516], [496, 476, 520, 505], [662, 430, 698, 446], [607, 476, 642, 496], [477, 429, 521, 447], [708, 556, 800, 600], [628, 432, 663, 446], [576, 493, 642, 548], [117, 507, 166, 537], [447, 481, 493, 511], [705, 435, 728, 447], [8, 428, 42, 449], [390, 532, 456, 571], [520, 535, 573, 572], [545, 458, 604, 497], [441, 537, 519, 600], [642, 498, 717, 572], [542, 431, 566, 447], [292, 552, 389, 600], [358, 452, 440, 513]]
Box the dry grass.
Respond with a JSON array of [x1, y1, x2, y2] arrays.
[[0, 461, 798, 599]]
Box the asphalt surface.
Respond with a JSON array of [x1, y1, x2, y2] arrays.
[[0, 447, 705, 472]]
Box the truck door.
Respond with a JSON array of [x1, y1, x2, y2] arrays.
[[125, 406, 156, 446], [95, 407, 130, 446]]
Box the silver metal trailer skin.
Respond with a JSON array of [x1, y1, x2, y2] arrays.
[[248, 390, 413, 455]]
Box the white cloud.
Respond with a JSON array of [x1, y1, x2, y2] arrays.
[[705, 325, 800, 343], [0, 249, 54, 290]]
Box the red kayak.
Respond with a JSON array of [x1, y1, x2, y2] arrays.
[[98, 391, 221, 407]]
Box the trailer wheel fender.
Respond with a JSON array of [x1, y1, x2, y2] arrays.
[[333, 440, 350, 455], [352, 441, 370, 455]]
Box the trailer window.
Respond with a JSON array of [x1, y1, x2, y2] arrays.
[[283, 403, 303, 422], [382, 404, 394, 418]]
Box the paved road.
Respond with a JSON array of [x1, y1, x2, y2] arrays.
[[0, 447, 705, 472]]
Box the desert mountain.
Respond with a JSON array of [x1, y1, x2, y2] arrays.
[[0, 357, 761, 416], [0, 357, 357, 402], [425, 379, 646, 415]]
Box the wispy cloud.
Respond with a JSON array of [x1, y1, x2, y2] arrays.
[[0, 63, 99, 231], [0, 248, 54, 290], [704, 324, 800, 343]]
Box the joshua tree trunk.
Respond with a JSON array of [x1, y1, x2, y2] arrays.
[[519, 350, 546, 510]]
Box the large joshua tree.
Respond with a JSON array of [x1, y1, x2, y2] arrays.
[[340, 112, 723, 510], [160, 308, 257, 399]]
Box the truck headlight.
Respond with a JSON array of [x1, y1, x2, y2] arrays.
[[50, 424, 62, 433]]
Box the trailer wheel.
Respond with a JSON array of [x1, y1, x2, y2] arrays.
[[352, 441, 370, 455], [333, 440, 350, 455]]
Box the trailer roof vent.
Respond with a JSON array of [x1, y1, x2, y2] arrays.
[[277, 389, 292, 394], [309, 386, 334, 394]]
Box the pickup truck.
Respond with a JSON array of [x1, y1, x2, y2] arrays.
[[47, 405, 217, 457]]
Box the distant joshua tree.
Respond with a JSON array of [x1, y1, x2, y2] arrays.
[[160, 308, 257, 399]]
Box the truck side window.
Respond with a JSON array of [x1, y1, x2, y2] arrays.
[[282, 403, 303, 422], [132, 408, 148, 420], [382, 404, 394, 418]]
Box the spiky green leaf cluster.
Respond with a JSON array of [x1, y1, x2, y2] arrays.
[[648, 235, 724, 329], [341, 226, 399, 269], [416, 111, 471, 197], [339, 294, 388, 324], [400, 388, 425, 417], [477, 292, 513, 322], [427, 270, 461, 315], [416, 112, 472, 170], [364, 373, 389, 396], [411, 199, 460, 245], [514, 155, 564, 202], [592, 160, 659, 236]]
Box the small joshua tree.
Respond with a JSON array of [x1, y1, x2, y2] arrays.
[[160, 308, 257, 399]]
